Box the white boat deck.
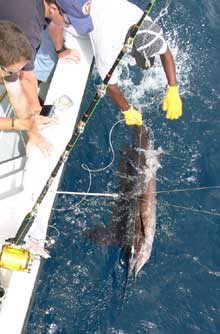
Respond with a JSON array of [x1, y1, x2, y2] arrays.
[[0, 35, 93, 334]]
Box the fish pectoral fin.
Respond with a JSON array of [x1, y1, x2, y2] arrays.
[[83, 223, 120, 246]]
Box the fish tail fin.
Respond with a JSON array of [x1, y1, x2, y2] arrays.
[[120, 267, 130, 310]]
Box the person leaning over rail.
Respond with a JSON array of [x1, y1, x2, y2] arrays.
[[0, 21, 56, 155], [0, 0, 81, 115], [52, 0, 183, 126]]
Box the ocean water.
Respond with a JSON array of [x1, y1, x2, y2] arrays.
[[27, 0, 220, 333]]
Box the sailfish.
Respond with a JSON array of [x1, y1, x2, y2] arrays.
[[84, 125, 161, 279]]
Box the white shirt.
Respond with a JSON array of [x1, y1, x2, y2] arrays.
[[90, 0, 144, 84]]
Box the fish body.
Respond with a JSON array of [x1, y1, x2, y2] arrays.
[[85, 125, 161, 278]]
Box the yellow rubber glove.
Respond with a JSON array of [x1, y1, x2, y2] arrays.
[[162, 85, 182, 120], [122, 105, 143, 126]]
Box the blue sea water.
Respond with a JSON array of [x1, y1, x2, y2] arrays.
[[27, 0, 220, 333]]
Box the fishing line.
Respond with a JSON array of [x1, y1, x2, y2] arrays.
[[135, 185, 220, 217], [156, 184, 220, 217], [162, 151, 190, 162], [82, 119, 124, 173], [53, 117, 220, 215], [53, 118, 154, 212], [0, 88, 7, 102], [52, 119, 124, 211], [48, 224, 61, 239], [159, 202, 220, 217], [156, 185, 220, 194], [127, 185, 220, 196]]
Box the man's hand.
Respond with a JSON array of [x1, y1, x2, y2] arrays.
[[122, 105, 143, 126], [26, 114, 58, 132], [58, 49, 81, 63], [26, 132, 53, 157], [25, 115, 58, 156], [162, 85, 182, 120]]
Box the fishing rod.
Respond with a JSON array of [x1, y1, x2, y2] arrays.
[[6, 0, 160, 248]]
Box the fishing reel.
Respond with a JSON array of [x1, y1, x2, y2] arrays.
[[0, 244, 33, 272], [0, 237, 55, 272]]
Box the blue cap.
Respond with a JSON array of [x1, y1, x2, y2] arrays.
[[56, 0, 93, 35]]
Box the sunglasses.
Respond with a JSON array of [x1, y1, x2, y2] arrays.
[[0, 65, 25, 76], [55, 2, 71, 25]]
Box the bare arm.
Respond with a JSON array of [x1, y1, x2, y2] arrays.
[[107, 83, 142, 125], [48, 22, 81, 62], [0, 117, 29, 131], [0, 115, 56, 131], [5, 79, 31, 118], [48, 21, 64, 51], [107, 84, 130, 111], [160, 47, 182, 120], [3, 79, 56, 155], [160, 47, 178, 86], [19, 70, 41, 114]]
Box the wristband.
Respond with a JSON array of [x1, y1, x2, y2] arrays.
[[56, 46, 66, 55], [11, 118, 15, 128]]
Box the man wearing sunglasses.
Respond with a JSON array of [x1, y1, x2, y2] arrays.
[[0, 21, 57, 156], [0, 0, 80, 115], [51, 0, 183, 125]]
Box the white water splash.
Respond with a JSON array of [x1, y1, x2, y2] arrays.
[[48, 323, 58, 334], [138, 147, 163, 183], [117, 25, 193, 112]]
